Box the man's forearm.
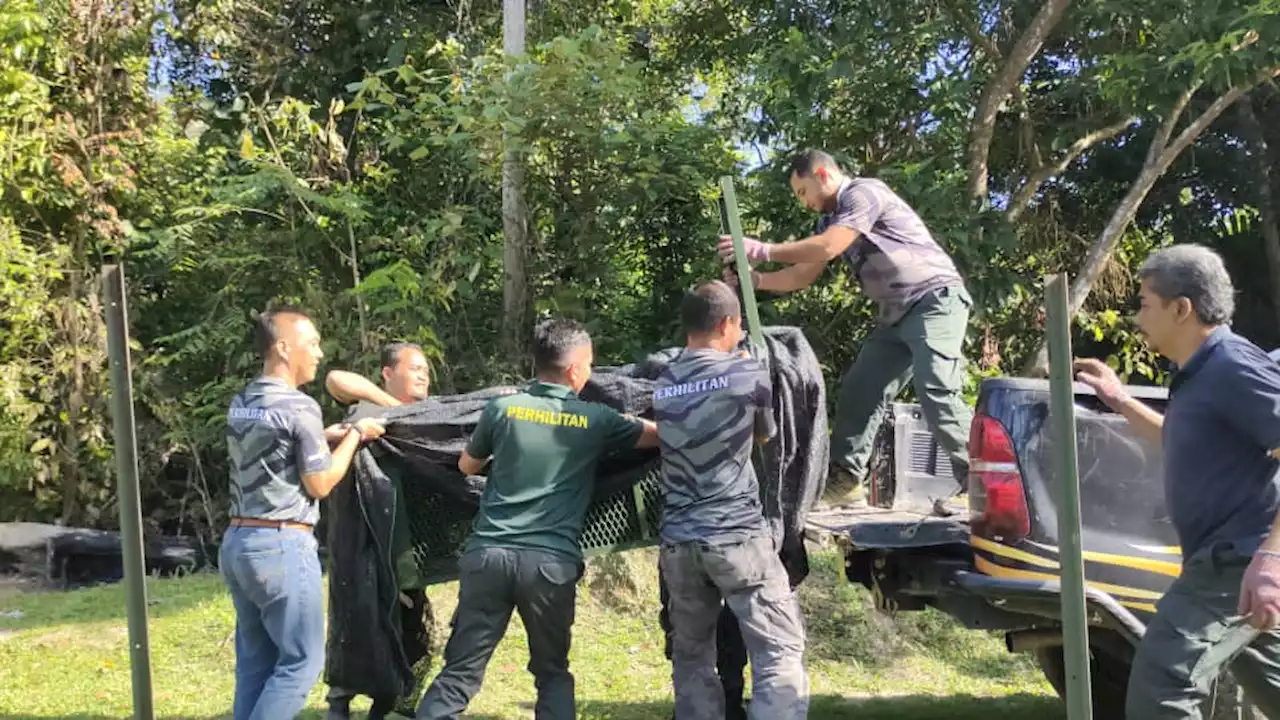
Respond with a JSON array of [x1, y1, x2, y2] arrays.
[[303, 431, 361, 499], [1263, 513, 1280, 553], [756, 261, 827, 293], [326, 370, 401, 407], [768, 234, 842, 264], [1113, 395, 1164, 446]]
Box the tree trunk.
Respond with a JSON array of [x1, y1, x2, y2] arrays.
[[1021, 68, 1280, 376], [1237, 95, 1280, 336], [501, 0, 531, 361], [346, 220, 369, 352], [965, 0, 1073, 205]]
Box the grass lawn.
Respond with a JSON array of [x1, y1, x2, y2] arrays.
[[0, 548, 1064, 719]]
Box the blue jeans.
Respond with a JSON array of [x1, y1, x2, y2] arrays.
[[220, 526, 325, 720]]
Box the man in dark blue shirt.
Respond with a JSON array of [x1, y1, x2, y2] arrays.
[[1075, 244, 1280, 718]]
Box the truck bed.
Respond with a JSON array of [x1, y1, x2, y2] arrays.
[[804, 503, 970, 550]]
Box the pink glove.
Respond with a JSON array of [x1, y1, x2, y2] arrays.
[[717, 235, 771, 263]]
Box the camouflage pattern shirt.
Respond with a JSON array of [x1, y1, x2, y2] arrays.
[[653, 349, 776, 545], [816, 177, 965, 325], [225, 376, 332, 525]]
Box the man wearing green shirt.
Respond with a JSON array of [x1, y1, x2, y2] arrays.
[[415, 318, 659, 720], [324, 342, 433, 720]]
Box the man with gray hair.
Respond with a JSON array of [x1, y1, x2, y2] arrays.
[[1074, 243, 1280, 717]]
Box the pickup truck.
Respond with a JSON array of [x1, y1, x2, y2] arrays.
[[804, 377, 1255, 718]]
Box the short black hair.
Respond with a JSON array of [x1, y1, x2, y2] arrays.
[[381, 341, 425, 370], [789, 148, 839, 178], [253, 306, 311, 357], [532, 318, 592, 374], [682, 280, 741, 335]]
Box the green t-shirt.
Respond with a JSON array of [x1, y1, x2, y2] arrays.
[[463, 382, 645, 560]]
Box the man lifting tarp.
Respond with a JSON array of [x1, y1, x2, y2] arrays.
[[323, 323, 828, 714], [322, 342, 436, 720], [415, 318, 659, 719], [653, 281, 810, 720]]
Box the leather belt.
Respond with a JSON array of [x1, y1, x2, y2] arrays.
[[228, 516, 314, 532]]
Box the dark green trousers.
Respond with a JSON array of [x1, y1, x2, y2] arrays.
[[830, 284, 973, 486], [1127, 542, 1280, 718], [415, 546, 582, 720]]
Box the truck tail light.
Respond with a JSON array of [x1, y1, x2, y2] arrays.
[[969, 413, 1031, 541]]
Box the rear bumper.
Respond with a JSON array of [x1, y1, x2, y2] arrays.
[[844, 543, 1147, 649], [948, 568, 1146, 647]]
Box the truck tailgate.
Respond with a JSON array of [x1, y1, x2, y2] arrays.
[[805, 505, 970, 550]]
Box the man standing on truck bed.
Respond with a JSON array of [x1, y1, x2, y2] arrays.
[[415, 318, 659, 719], [323, 342, 433, 720], [718, 149, 972, 507], [1074, 244, 1280, 718], [222, 307, 384, 720], [653, 281, 809, 719]]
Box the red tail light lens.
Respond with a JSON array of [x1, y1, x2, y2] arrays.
[[969, 414, 1031, 541]]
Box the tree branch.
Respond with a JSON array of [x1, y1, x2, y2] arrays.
[[1158, 72, 1277, 173], [1019, 96, 1044, 172], [1021, 65, 1280, 376], [952, 2, 1003, 61], [951, 2, 1044, 172], [965, 0, 1073, 205], [1007, 115, 1138, 223], [1145, 81, 1201, 166]]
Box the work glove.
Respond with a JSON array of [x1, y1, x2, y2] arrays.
[[717, 235, 771, 263]]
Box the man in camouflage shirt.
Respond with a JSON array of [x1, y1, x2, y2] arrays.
[[718, 149, 972, 506], [222, 307, 384, 720], [653, 281, 809, 719]]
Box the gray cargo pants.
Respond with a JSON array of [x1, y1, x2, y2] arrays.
[[831, 284, 973, 486], [1127, 542, 1280, 718], [415, 546, 582, 720], [660, 534, 809, 719]]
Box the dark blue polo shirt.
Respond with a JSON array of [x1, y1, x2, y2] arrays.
[[1164, 327, 1280, 560]]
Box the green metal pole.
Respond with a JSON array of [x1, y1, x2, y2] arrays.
[[719, 176, 765, 358], [1044, 273, 1093, 719], [103, 263, 156, 720]]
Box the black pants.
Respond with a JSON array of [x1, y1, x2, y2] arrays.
[[327, 587, 431, 718], [416, 546, 582, 720]]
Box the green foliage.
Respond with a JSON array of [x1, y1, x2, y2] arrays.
[[3, 0, 1280, 530]]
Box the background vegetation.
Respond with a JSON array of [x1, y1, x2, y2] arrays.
[[2, 0, 1278, 544]]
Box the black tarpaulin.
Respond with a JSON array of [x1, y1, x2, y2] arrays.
[[323, 325, 828, 705]]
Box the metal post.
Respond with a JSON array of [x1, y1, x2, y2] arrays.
[[103, 263, 155, 720], [1045, 273, 1093, 719], [719, 176, 765, 358]]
